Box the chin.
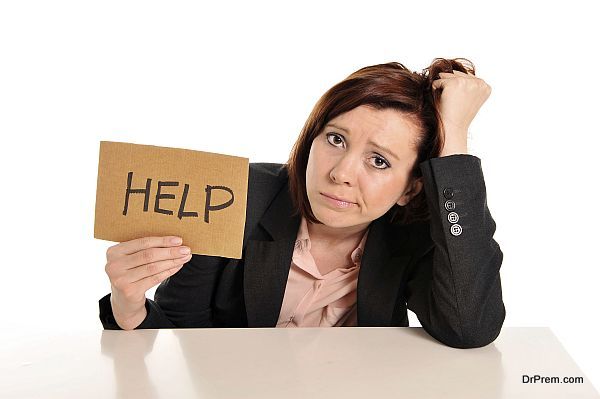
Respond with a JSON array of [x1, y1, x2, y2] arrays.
[[311, 206, 359, 228]]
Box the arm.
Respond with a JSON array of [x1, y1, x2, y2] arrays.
[[405, 154, 505, 348], [98, 163, 286, 330], [99, 293, 174, 329], [99, 254, 227, 329]]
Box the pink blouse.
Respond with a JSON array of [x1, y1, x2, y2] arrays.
[[276, 216, 370, 327]]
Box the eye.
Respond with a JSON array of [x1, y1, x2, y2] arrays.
[[370, 155, 391, 170], [326, 133, 345, 148]]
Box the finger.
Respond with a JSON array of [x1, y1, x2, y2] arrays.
[[127, 254, 192, 283], [437, 72, 460, 78], [432, 71, 478, 90], [124, 245, 192, 270], [439, 71, 474, 78], [452, 70, 476, 77], [433, 73, 459, 89], [431, 79, 448, 90], [131, 263, 187, 294], [109, 236, 183, 258]]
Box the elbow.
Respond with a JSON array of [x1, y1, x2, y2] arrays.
[[447, 328, 502, 349], [427, 303, 506, 349], [434, 325, 503, 349], [446, 306, 506, 349]]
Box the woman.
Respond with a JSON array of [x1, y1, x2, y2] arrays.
[[100, 58, 505, 349]]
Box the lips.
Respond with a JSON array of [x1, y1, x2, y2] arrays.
[[320, 192, 357, 209], [321, 193, 356, 204]]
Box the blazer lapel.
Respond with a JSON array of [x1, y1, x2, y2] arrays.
[[244, 183, 301, 327], [243, 180, 415, 328]]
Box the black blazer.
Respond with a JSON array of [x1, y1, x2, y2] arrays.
[[100, 154, 505, 349]]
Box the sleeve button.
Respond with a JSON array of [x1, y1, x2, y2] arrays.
[[443, 188, 454, 199], [447, 212, 459, 223], [444, 200, 456, 211], [450, 224, 462, 236]]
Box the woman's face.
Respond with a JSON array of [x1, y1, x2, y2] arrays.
[[305, 105, 423, 229]]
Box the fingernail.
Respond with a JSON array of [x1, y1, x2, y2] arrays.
[[179, 247, 190, 255], [171, 237, 182, 245]]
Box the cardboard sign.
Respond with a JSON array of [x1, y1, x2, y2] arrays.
[[94, 141, 249, 259]]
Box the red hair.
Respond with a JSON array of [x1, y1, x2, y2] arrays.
[[286, 58, 476, 225]]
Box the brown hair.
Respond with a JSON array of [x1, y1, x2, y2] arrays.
[[286, 58, 476, 225]]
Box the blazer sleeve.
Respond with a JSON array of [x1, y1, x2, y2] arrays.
[[98, 163, 288, 330], [405, 154, 505, 349], [99, 254, 228, 330]]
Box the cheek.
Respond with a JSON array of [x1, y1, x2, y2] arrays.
[[306, 146, 316, 178], [361, 176, 407, 208], [305, 148, 321, 193], [306, 142, 331, 182]]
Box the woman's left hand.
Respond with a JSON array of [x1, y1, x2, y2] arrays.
[[432, 70, 492, 156]]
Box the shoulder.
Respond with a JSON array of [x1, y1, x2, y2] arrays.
[[249, 162, 288, 185], [243, 162, 290, 242], [247, 163, 288, 204]]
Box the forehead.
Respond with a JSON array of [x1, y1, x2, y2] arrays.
[[326, 105, 421, 152]]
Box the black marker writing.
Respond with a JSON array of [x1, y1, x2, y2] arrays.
[[155, 181, 179, 215], [178, 183, 199, 220], [122, 172, 234, 223], [204, 185, 235, 223], [123, 171, 151, 215]]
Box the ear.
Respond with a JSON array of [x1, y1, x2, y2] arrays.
[[396, 178, 423, 206]]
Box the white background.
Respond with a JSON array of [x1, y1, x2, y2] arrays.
[[1, 0, 598, 391]]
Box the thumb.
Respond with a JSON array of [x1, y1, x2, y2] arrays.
[[431, 78, 445, 90]]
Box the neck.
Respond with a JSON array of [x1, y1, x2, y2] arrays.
[[306, 220, 369, 247]]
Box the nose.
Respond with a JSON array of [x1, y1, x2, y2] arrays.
[[329, 154, 358, 186]]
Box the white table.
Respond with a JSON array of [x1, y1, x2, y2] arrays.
[[1, 327, 598, 398]]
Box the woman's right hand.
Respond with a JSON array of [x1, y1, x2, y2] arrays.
[[104, 236, 192, 330]]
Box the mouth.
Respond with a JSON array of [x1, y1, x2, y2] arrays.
[[320, 192, 357, 208]]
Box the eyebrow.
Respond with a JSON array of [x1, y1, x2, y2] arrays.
[[324, 123, 400, 161]]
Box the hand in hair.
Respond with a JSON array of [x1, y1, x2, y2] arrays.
[[432, 70, 492, 156]]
